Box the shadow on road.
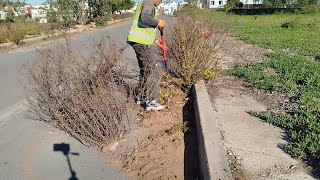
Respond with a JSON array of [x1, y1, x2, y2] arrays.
[[53, 143, 80, 180], [182, 93, 200, 180]]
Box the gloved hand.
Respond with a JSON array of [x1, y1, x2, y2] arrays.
[[158, 19, 165, 29], [155, 40, 167, 51]]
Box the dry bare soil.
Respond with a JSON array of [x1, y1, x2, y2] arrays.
[[102, 34, 316, 180], [103, 80, 198, 179]]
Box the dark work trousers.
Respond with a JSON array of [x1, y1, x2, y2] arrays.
[[129, 42, 163, 102]]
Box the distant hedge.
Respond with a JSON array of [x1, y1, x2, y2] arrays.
[[227, 8, 302, 15]]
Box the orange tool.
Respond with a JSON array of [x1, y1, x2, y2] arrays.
[[160, 28, 167, 68]]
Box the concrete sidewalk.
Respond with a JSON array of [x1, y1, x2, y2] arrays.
[[193, 78, 316, 179]]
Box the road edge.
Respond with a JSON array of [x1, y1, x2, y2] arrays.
[[0, 17, 133, 49], [193, 80, 232, 180], [0, 100, 28, 126]]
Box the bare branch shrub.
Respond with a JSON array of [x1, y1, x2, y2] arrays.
[[22, 37, 130, 147], [167, 14, 223, 88]]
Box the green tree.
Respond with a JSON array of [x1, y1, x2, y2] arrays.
[[263, 0, 317, 8], [11, 1, 26, 8], [5, 7, 15, 23], [44, 2, 58, 23], [112, 0, 134, 13], [0, 0, 8, 7], [88, 0, 112, 19], [224, 0, 241, 10], [45, 0, 126, 26], [15, 14, 28, 23], [121, 0, 134, 10], [296, 0, 318, 6], [46, 0, 80, 26], [262, 0, 288, 8], [0, 0, 4, 9]]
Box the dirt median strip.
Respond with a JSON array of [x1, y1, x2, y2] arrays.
[[193, 80, 232, 180], [0, 17, 133, 49]]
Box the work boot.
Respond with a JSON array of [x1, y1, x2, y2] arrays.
[[145, 100, 165, 111]]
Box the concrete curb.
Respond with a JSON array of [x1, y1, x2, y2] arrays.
[[107, 17, 133, 25], [193, 80, 232, 180]]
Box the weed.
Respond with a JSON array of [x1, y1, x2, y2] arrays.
[[9, 30, 25, 44], [137, 172, 146, 180], [0, 23, 51, 44], [203, 69, 216, 81], [166, 122, 189, 136], [158, 91, 171, 104], [281, 19, 298, 28]]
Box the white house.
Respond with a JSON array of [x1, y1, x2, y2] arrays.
[[197, 1, 203, 8], [30, 5, 47, 23], [31, 8, 45, 19], [207, 0, 226, 8], [0, 10, 6, 20], [177, 2, 188, 10], [158, 0, 178, 15], [207, 0, 263, 8], [240, 0, 263, 5]]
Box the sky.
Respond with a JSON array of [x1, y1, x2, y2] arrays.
[[25, 0, 46, 5], [24, 0, 183, 5], [25, 0, 142, 5]]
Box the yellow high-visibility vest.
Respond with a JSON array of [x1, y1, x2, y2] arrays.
[[127, 1, 157, 45]]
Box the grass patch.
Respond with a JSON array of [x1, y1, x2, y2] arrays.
[[188, 9, 320, 159], [0, 23, 52, 44], [189, 10, 320, 58]]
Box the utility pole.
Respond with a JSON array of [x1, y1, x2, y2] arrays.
[[80, 0, 85, 25]]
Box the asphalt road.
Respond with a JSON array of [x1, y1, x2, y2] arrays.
[[0, 20, 137, 180]]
